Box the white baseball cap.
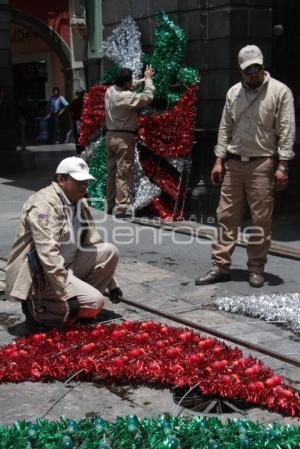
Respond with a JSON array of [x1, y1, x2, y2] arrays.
[[238, 45, 263, 70], [56, 157, 95, 181]]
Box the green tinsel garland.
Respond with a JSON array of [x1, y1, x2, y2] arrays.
[[87, 138, 107, 210], [101, 63, 120, 84], [150, 12, 198, 103], [1, 415, 300, 449]]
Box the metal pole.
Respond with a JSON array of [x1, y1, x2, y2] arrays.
[[119, 297, 300, 368]]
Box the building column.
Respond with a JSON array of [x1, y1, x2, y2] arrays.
[[0, 0, 20, 173], [188, 0, 272, 219], [85, 0, 103, 87]]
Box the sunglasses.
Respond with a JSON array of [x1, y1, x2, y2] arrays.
[[244, 65, 263, 75]]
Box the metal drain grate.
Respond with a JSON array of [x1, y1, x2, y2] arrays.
[[172, 387, 253, 415]]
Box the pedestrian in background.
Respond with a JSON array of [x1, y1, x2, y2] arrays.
[[104, 65, 155, 218], [195, 45, 295, 288], [47, 87, 69, 144], [69, 90, 85, 154]]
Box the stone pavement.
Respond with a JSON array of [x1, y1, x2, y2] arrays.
[[0, 144, 300, 427], [0, 257, 300, 426]]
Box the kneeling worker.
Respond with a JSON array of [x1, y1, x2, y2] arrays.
[[6, 156, 121, 331]]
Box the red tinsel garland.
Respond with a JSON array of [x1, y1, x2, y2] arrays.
[[0, 321, 299, 417], [79, 84, 198, 158], [78, 84, 108, 146], [142, 159, 186, 201], [138, 85, 198, 158], [150, 196, 175, 220]]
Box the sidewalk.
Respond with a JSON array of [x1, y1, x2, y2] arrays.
[[0, 258, 300, 426], [0, 144, 300, 426]]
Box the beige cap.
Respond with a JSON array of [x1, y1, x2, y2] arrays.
[[238, 45, 263, 70], [56, 157, 95, 181]]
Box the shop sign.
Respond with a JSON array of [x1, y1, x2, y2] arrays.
[[12, 28, 37, 43]]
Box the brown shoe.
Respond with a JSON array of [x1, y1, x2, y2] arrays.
[[195, 270, 230, 286], [249, 272, 264, 288]]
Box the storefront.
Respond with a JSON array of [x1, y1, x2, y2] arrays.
[[8, 0, 74, 145], [11, 23, 66, 143]]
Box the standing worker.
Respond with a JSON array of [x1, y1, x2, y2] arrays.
[[105, 65, 155, 218], [195, 45, 295, 288]]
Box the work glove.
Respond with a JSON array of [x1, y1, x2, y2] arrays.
[[109, 287, 123, 304]]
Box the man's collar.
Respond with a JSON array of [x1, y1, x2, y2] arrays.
[[52, 181, 72, 206]]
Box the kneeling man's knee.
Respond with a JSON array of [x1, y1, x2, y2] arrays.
[[101, 243, 119, 263], [81, 293, 105, 318], [92, 293, 105, 313]]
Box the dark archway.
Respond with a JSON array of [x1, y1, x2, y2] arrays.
[[11, 8, 71, 70]]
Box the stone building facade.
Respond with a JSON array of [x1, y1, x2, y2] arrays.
[[1, 0, 299, 211]]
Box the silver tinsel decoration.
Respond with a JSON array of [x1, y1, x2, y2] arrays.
[[167, 158, 192, 173], [102, 16, 143, 78], [213, 293, 300, 334], [130, 146, 161, 211], [81, 139, 101, 163]]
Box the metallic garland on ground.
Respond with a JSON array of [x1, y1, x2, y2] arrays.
[[213, 293, 300, 335], [1, 415, 300, 449], [0, 321, 300, 417], [102, 16, 143, 78]]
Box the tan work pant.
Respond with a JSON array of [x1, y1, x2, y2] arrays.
[[211, 157, 275, 274], [27, 243, 119, 325], [106, 132, 136, 214]]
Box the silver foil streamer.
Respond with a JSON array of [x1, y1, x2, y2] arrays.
[[213, 293, 300, 334], [102, 16, 143, 78], [130, 147, 161, 211], [81, 139, 101, 163], [167, 158, 192, 173]]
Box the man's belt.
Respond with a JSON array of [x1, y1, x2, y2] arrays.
[[107, 129, 138, 135], [227, 154, 272, 162]]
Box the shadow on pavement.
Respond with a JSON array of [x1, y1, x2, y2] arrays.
[[7, 308, 123, 337], [1, 169, 52, 192], [230, 268, 284, 286]]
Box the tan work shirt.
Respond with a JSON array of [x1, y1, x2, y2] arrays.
[[57, 185, 82, 266], [105, 78, 154, 132], [214, 72, 295, 160], [6, 182, 103, 301]]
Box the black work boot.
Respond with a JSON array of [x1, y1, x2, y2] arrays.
[[21, 301, 51, 333], [195, 270, 230, 286]]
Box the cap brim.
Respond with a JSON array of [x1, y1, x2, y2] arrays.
[[69, 172, 96, 181], [240, 58, 263, 70]]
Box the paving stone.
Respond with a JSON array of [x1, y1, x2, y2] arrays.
[[1, 254, 300, 427]]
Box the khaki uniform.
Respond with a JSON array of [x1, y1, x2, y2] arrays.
[[212, 73, 295, 274], [105, 78, 154, 213], [6, 182, 119, 324]]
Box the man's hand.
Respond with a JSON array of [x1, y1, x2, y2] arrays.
[[144, 65, 154, 79], [210, 159, 224, 186], [274, 169, 288, 191]]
